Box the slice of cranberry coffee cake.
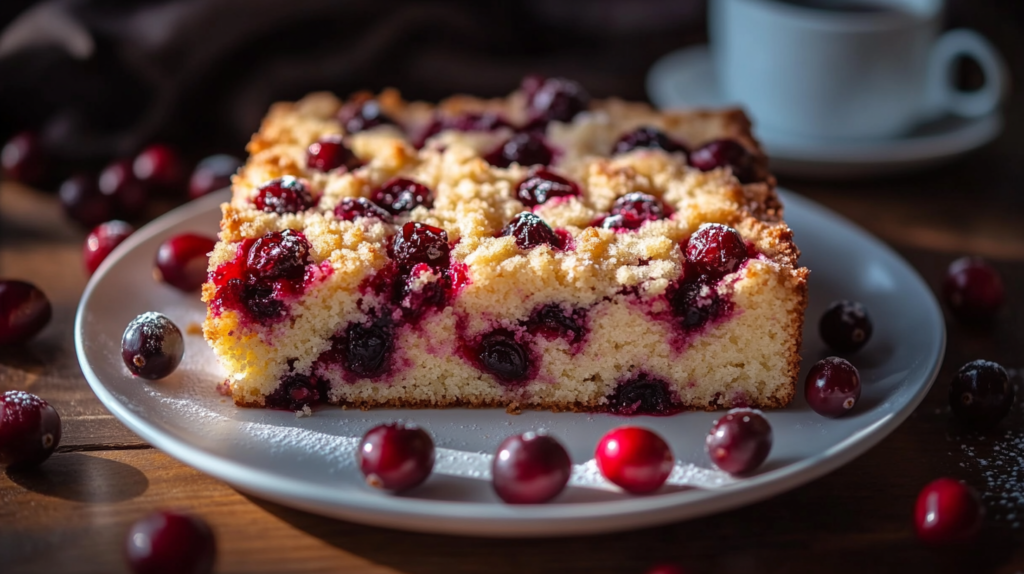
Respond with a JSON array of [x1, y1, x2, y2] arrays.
[[202, 76, 808, 414]]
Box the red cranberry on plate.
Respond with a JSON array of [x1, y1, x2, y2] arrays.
[[189, 154, 242, 200], [949, 360, 1014, 429], [689, 139, 758, 183], [155, 234, 217, 292], [595, 426, 673, 494], [804, 357, 861, 418], [515, 167, 580, 207], [501, 212, 562, 250], [370, 178, 433, 215], [99, 159, 148, 219], [0, 280, 52, 345], [914, 478, 983, 545], [0, 390, 62, 469], [819, 300, 873, 353], [705, 408, 773, 475], [121, 312, 184, 380], [392, 222, 450, 268], [307, 135, 362, 173], [492, 431, 572, 504], [943, 256, 1005, 323], [685, 223, 748, 279], [333, 197, 393, 223], [1, 131, 46, 186], [253, 176, 316, 214], [485, 132, 554, 168], [133, 144, 185, 194], [612, 127, 688, 156], [59, 173, 116, 227], [357, 422, 435, 491], [84, 220, 135, 275], [125, 510, 216, 574]]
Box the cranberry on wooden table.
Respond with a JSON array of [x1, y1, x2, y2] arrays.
[[60, 174, 116, 228], [0, 280, 52, 345], [155, 234, 217, 292], [949, 360, 1014, 428], [914, 478, 983, 545], [99, 159, 148, 219], [1, 131, 47, 186], [125, 510, 216, 574], [943, 256, 1005, 323], [357, 422, 435, 492], [84, 220, 135, 275], [133, 144, 185, 195], [0, 390, 62, 469], [491, 432, 572, 504], [595, 426, 673, 494], [705, 408, 773, 475]]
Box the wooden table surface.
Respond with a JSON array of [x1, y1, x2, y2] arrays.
[[3, 145, 1024, 573]]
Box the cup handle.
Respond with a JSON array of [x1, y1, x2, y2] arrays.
[[926, 29, 1008, 119]]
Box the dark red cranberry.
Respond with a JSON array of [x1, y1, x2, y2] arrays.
[[804, 357, 861, 418], [602, 192, 666, 231], [477, 331, 530, 383], [264, 374, 321, 411], [391, 264, 451, 320], [133, 144, 185, 194], [59, 173, 116, 227], [99, 159, 148, 219], [358, 422, 435, 492], [339, 100, 396, 134], [189, 154, 242, 200], [943, 257, 1005, 323], [307, 135, 362, 172], [612, 127, 688, 155], [333, 197, 393, 223], [594, 426, 673, 494], [516, 167, 580, 207], [370, 178, 433, 214], [949, 360, 1014, 429], [705, 408, 773, 475], [607, 375, 678, 416], [253, 177, 316, 214], [125, 510, 216, 574], [84, 220, 135, 275], [485, 132, 554, 168], [121, 312, 184, 380], [819, 300, 873, 353], [1, 131, 46, 185], [686, 223, 748, 279], [524, 76, 590, 126], [492, 432, 572, 504], [0, 390, 62, 469], [342, 321, 393, 377], [246, 229, 312, 282], [501, 212, 562, 250], [526, 304, 585, 344], [915, 478, 983, 545], [689, 139, 758, 183], [0, 280, 52, 345], [392, 222, 450, 268], [668, 279, 726, 331], [155, 234, 217, 292]]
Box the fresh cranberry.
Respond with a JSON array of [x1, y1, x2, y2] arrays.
[[685, 223, 748, 279], [306, 135, 362, 173], [943, 257, 1005, 323], [602, 192, 666, 230], [84, 220, 135, 275], [477, 331, 530, 383], [492, 432, 572, 504], [914, 478, 983, 545], [819, 300, 873, 353], [392, 222, 450, 268], [370, 178, 433, 215], [125, 510, 216, 574], [333, 197, 393, 223], [189, 154, 242, 200], [501, 212, 562, 250], [339, 100, 396, 134], [1, 131, 46, 185], [607, 375, 678, 416], [341, 321, 393, 377], [0, 390, 62, 469], [612, 127, 688, 155], [668, 279, 726, 331], [264, 374, 321, 411], [949, 360, 1014, 428], [99, 159, 148, 219], [246, 229, 312, 282], [358, 422, 435, 492], [705, 408, 773, 475], [804, 357, 861, 418], [526, 304, 585, 344], [253, 177, 316, 214], [121, 312, 184, 380], [595, 426, 673, 494], [524, 76, 590, 126], [485, 132, 554, 168], [689, 139, 758, 183], [155, 234, 217, 292], [133, 144, 185, 194], [516, 167, 580, 207], [59, 173, 116, 227], [0, 280, 52, 345]]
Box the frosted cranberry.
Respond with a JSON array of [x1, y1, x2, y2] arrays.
[[307, 135, 362, 173], [516, 168, 579, 207], [60, 173, 116, 227], [392, 222, 450, 268], [819, 300, 873, 353], [689, 139, 758, 183], [358, 422, 435, 492], [612, 127, 688, 155], [915, 478, 983, 545], [84, 220, 135, 275], [501, 212, 562, 250], [121, 312, 184, 380], [133, 144, 185, 194], [99, 159, 148, 219], [370, 178, 433, 214], [339, 100, 395, 134], [264, 374, 320, 411], [943, 257, 1005, 323], [0, 280, 52, 345], [804, 357, 861, 418], [485, 132, 554, 168], [668, 280, 724, 331], [189, 154, 241, 200], [492, 432, 572, 504], [607, 375, 678, 416], [524, 76, 590, 125], [253, 177, 316, 214], [527, 304, 585, 343], [333, 197, 392, 223], [949, 360, 1014, 428], [125, 511, 216, 574], [0, 390, 61, 469], [1, 131, 46, 185], [343, 321, 393, 377], [705, 408, 773, 475], [686, 223, 748, 279], [155, 234, 217, 292], [246, 229, 312, 282], [595, 426, 673, 494], [602, 192, 665, 230], [477, 331, 530, 383]]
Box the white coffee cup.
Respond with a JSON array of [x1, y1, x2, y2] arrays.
[[708, 0, 1007, 140]]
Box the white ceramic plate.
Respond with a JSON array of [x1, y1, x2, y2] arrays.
[[646, 45, 1004, 179], [76, 188, 944, 537]]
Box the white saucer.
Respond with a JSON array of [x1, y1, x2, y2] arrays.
[[647, 45, 1004, 179]]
